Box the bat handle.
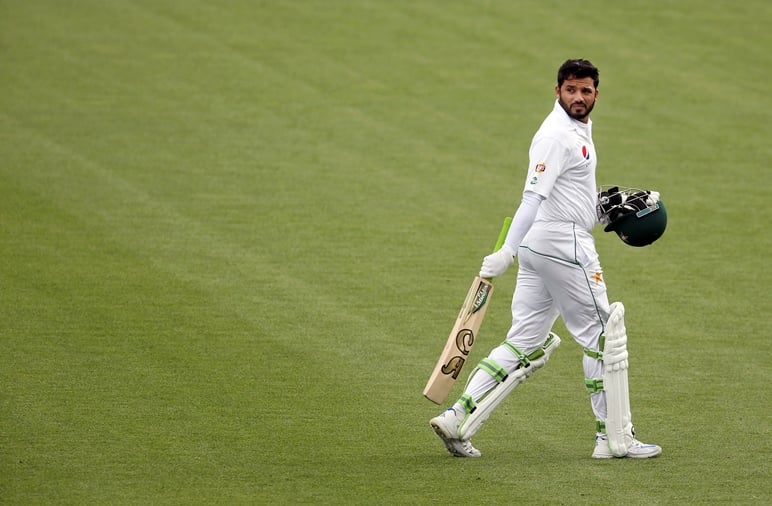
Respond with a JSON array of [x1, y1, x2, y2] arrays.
[[493, 216, 513, 252], [482, 216, 513, 282]]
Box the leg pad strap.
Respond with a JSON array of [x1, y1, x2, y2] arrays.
[[585, 378, 604, 394]]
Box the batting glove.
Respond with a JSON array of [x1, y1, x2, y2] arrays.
[[597, 187, 660, 225], [479, 244, 516, 279], [597, 186, 624, 224], [646, 191, 660, 205]]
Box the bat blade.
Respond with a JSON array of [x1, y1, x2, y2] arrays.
[[423, 216, 511, 405], [422, 276, 494, 404]]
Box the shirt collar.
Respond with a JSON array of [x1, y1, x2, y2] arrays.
[[553, 99, 593, 131]]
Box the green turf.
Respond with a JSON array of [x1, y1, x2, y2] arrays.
[[1, 0, 770, 503]]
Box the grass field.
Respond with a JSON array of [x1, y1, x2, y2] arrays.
[[1, 0, 770, 504]]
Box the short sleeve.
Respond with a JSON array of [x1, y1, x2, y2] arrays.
[[523, 136, 567, 199]]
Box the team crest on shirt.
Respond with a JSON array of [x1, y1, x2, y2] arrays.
[[535, 162, 546, 173], [581, 145, 590, 160]]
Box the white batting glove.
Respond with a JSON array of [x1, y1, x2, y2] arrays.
[[479, 244, 516, 278], [646, 191, 660, 206]]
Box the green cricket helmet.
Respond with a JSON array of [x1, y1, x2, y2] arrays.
[[598, 187, 668, 247], [605, 200, 667, 247]]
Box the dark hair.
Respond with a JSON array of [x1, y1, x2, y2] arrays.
[[557, 59, 599, 88]]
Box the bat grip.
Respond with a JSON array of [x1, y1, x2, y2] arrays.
[[493, 216, 513, 252]]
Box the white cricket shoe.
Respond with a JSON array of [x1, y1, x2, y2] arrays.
[[430, 408, 481, 458], [592, 432, 662, 459]]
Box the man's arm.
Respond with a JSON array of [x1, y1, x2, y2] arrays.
[[479, 191, 545, 278]]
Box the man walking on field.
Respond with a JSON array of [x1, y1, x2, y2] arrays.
[[430, 59, 662, 459]]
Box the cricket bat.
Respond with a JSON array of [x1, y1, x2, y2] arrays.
[[423, 217, 513, 404]]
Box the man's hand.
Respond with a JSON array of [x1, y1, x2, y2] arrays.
[[597, 186, 624, 224], [480, 244, 516, 278]]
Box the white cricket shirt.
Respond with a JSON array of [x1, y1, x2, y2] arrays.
[[523, 100, 598, 232]]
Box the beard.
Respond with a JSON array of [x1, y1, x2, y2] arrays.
[[558, 96, 595, 121]]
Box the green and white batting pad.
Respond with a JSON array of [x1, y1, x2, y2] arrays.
[[458, 333, 561, 441]]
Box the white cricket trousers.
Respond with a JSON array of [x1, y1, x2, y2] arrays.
[[467, 223, 610, 422]]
